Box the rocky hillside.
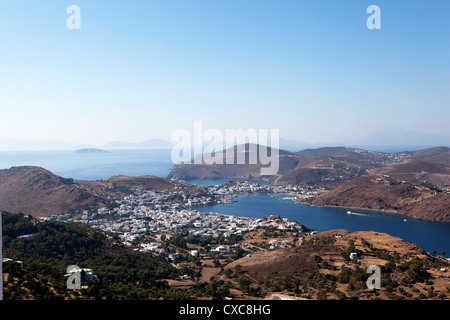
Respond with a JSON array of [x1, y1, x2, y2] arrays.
[[403, 192, 450, 223], [410, 147, 450, 165], [0, 166, 109, 217], [309, 175, 450, 222], [222, 229, 449, 300], [0, 166, 206, 218]]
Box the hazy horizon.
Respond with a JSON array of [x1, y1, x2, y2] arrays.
[[0, 1, 449, 146], [0, 126, 449, 153]]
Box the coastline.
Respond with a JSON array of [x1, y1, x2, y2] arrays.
[[283, 196, 421, 220]]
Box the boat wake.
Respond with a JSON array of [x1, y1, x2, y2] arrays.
[[346, 210, 368, 217]]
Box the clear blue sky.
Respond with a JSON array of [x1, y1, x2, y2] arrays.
[[0, 0, 448, 145]]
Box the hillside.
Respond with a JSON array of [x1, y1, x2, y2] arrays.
[[0, 166, 206, 218], [404, 192, 450, 223], [221, 229, 449, 300], [410, 147, 450, 165], [295, 146, 408, 165], [0, 166, 110, 217], [1, 212, 184, 300], [367, 147, 450, 185], [271, 159, 370, 187], [371, 160, 450, 185], [309, 175, 450, 222]]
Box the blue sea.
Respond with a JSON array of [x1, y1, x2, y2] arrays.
[[0, 149, 174, 180], [0, 149, 448, 256]]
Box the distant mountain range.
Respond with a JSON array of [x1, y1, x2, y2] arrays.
[[282, 129, 450, 152], [99, 139, 174, 149], [74, 148, 109, 154], [0, 128, 448, 151], [349, 128, 450, 150]]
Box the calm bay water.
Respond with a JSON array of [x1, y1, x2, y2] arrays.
[[196, 194, 450, 257], [0, 149, 448, 256]]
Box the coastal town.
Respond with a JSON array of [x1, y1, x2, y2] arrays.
[[36, 181, 316, 272]]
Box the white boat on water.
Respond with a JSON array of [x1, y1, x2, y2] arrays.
[[347, 211, 352, 214]]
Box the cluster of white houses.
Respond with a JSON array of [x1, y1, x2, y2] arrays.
[[40, 182, 308, 239], [35, 181, 312, 268]]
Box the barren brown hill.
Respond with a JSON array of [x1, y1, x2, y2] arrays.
[[310, 175, 450, 222], [295, 146, 399, 164], [311, 176, 421, 210], [82, 174, 207, 198], [0, 166, 110, 217], [222, 230, 448, 300], [168, 143, 300, 180], [410, 147, 450, 165], [225, 246, 320, 283], [271, 164, 369, 187], [370, 160, 450, 186], [0, 166, 207, 218], [295, 146, 356, 157], [404, 192, 450, 223]]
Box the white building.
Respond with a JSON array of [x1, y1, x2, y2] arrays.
[[269, 239, 279, 246], [169, 253, 180, 261], [190, 250, 199, 258]]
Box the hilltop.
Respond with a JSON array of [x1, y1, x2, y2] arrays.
[[0, 166, 109, 217]]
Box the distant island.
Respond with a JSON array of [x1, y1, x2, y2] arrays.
[[75, 148, 109, 154]]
